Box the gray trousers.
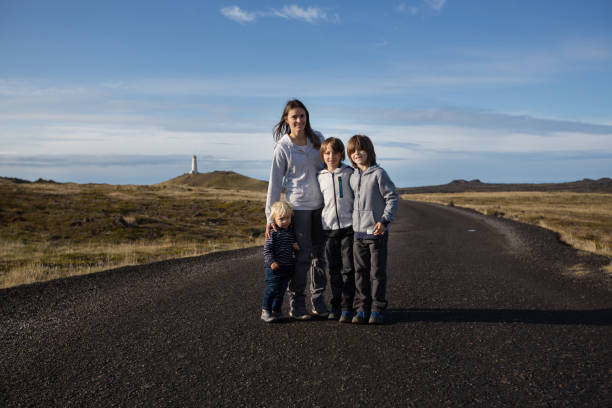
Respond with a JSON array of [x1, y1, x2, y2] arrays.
[[353, 235, 388, 313], [288, 209, 328, 315]]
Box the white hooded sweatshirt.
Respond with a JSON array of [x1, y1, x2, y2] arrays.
[[265, 132, 325, 222], [317, 163, 354, 231]]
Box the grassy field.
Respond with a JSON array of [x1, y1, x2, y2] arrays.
[[0, 180, 266, 288], [3, 178, 611, 289], [402, 192, 612, 271]]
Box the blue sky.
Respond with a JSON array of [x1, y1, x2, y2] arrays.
[[1, 0, 611, 187]]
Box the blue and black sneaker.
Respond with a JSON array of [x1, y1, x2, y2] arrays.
[[339, 310, 353, 323], [351, 311, 369, 324], [368, 311, 384, 325]]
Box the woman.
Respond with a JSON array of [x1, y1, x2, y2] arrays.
[[265, 99, 328, 320]]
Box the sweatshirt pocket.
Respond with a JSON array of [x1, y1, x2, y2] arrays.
[[359, 209, 376, 234], [287, 182, 305, 200]]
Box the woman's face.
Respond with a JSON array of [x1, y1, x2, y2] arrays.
[[285, 107, 307, 136]]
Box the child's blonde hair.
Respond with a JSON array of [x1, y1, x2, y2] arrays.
[[270, 201, 293, 220]]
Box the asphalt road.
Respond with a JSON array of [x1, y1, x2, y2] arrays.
[[2, 200, 611, 407]]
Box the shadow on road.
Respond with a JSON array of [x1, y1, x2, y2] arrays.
[[386, 308, 612, 326]]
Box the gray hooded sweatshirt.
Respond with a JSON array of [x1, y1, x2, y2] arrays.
[[265, 133, 325, 223], [350, 164, 399, 239], [317, 163, 354, 231]]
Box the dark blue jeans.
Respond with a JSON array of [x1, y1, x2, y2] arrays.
[[324, 226, 355, 311], [262, 265, 293, 313]]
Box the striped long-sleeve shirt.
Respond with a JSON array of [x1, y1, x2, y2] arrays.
[[263, 227, 296, 268]]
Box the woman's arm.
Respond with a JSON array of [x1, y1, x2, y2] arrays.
[[265, 145, 287, 222], [265, 146, 287, 238]]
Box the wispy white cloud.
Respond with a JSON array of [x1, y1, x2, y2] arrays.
[[220, 4, 334, 24], [2, 86, 609, 185], [424, 0, 447, 11], [349, 108, 612, 135], [4, 39, 606, 108], [317, 107, 612, 161], [220, 6, 256, 23], [273, 5, 329, 23], [396, 0, 446, 15], [396, 3, 419, 15], [2, 39, 610, 108], [562, 38, 611, 61]]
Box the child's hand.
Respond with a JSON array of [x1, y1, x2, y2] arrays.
[[265, 222, 278, 239], [293, 242, 300, 251], [270, 262, 279, 270], [373, 222, 386, 235]]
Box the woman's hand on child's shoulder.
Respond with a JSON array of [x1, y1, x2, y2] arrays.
[[265, 222, 278, 239], [293, 242, 301, 251]]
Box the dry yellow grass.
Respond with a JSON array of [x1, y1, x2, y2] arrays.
[[402, 192, 612, 263], [1, 181, 267, 289], [0, 237, 265, 289]]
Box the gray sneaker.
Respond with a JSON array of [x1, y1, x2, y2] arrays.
[[261, 310, 278, 323], [311, 309, 330, 319], [328, 309, 341, 320], [289, 311, 313, 321]]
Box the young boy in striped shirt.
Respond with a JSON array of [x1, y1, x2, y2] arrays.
[[261, 201, 300, 323]]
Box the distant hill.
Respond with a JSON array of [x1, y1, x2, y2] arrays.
[[0, 177, 58, 184], [160, 171, 268, 192], [399, 178, 612, 194]]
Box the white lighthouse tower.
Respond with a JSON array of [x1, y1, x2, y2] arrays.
[[190, 155, 198, 175]]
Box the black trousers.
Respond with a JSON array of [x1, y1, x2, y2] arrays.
[[353, 234, 388, 313], [324, 226, 355, 311]]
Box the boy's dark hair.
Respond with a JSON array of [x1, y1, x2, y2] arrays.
[[320, 137, 346, 162], [347, 134, 376, 168]]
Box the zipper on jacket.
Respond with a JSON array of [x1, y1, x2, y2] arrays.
[[331, 173, 341, 228], [356, 169, 362, 231]]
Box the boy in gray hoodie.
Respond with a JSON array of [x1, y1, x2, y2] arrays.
[[347, 135, 398, 325], [317, 137, 356, 323]]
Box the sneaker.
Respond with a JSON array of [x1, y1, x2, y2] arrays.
[[289, 311, 313, 321], [328, 309, 341, 320], [311, 309, 329, 319], [368, 311, 384, 325], [351, 311, 368, 324], [339, 310, 353, 323], [272, 311, 287, 321], [261, 310, 278, 323]]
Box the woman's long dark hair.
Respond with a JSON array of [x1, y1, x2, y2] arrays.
[[273, 99, 321, 148]]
